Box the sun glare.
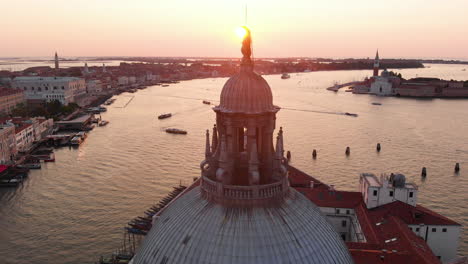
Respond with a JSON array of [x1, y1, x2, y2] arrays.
[[235, 26, 248, 39]]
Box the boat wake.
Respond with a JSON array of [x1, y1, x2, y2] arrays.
[[282, 107, 358, 117]]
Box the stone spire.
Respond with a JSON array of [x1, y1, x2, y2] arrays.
[[54, 52, 59, 70], [102, 63, 106, 73], [205, 129, 211, 158], [373, 49, 380, 77], [211, 124, 218, 154], [84, 62, 89, 74]]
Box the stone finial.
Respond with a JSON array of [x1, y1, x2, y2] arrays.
[[205, 129, 211, 158], [212, 124, 218, 153]]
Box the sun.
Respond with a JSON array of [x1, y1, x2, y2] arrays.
[[235, 26, 248, 39]]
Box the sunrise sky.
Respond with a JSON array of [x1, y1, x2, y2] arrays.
[[2, 0, 468, 59]]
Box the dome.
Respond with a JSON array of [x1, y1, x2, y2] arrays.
[[216, 68, 278, 114], [132, 186, 354, 264]]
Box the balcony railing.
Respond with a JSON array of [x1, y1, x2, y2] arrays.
[[201, 176, 289, 201]]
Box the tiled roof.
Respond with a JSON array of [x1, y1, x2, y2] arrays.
[[15, 123, 32, 134], [296, 187, 363, 208], [0, 88, 23, 97], [350, 215, 441, 264], [286, 165, 444, 264], [369, 200, 460, 226]]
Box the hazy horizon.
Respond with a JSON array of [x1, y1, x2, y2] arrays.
[[2, 0, 468, 59]]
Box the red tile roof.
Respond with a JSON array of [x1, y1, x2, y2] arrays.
[[0, 88, 23, 97], [369, 200, 460, 226], [349, 215, 440, 264], [14, 123, 31, 134], [287, 165, 444, 264]]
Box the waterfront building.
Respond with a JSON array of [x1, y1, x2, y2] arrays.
[[360, 173, 418, 208], [0, 125, 17, 164], [14, 122, 34, 153], [32, 117, 54, 140], [396, 78, 468, 97], [86, 79, 104, 96], [0, 88, 26, 115], [117, 76, 129, 86], [11, 76, 86, 105], [359, 173, 460, 261]]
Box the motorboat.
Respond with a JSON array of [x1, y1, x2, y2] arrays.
[[158, 113, 172, 120], [99, 120, 109, 126], [161, 84, 169, 87], [372, 102, 382, 105], [17, 163, 41, 169], [76, 131, 87, 139], [86, 106, 106, 113], [0, 178, 22, 187], [165, 128, 187, 135], [345, 112, 358, 117], [70, 136, 82, 145], [281, 73, 290, 79], [202, 100, 211, 105], [104, 98, 115, 105]]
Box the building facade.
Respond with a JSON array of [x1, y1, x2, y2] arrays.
[[0, 88, 25, 115], [0, 125, 17, 164], [11, 76, 86, 105]]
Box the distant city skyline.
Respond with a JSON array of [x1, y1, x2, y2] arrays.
[[2, 0, 468, 59]]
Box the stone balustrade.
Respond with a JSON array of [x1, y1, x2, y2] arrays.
[[201, 176, 289, 202]]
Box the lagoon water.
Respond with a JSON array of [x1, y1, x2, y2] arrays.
[[0, 64, 467, 263]]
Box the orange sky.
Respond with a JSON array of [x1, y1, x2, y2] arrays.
[[1, 0, 468, 59]]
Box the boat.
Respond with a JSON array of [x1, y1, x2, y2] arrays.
[[104, 98, 116, 105], [345, 112, 358, 117], [281, 73, 290, 79], [202, 100, 211, 105], [162, 84, 169, 87], [99, 120, 109, 126], [372, 102, 382, 105], [86, 106, 107, 113], [462, 69, 466, 71], [70, 136, 82, 145], [44, 152, 55, 162], [76, 131, 87, 139], [158, 113, 172, 120], [165, 128, 187, 135], [17, 163, 41, 169], [0, 178, 22, 187]]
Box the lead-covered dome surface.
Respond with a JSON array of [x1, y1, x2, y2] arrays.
[[217, 69, 278, 114], [133, 186, 354, 264]]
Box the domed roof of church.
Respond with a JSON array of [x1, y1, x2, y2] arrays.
[[217, 69, 277, 114], [132, 186, 354, 264]]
